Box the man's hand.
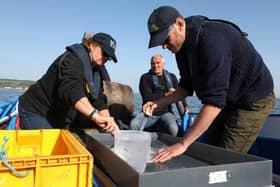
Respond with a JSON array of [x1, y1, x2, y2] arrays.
[[152, 142, 188, 163], [143, 101, 157, 116], [184, 106, 190, 113], [165, 88, 176, 96]]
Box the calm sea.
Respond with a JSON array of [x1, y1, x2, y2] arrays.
[[133, 92, 280, 115], [1, 88, 280, 115], [0, 88, 23, 102]]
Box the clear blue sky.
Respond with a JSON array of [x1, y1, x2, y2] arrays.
[[0, 1, 279, 97]]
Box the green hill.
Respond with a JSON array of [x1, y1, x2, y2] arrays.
[[0, 78, 35, 88]]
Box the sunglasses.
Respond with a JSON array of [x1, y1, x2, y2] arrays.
[[163, 36, 170, 45], [102, 50, 111, 61], [163, 24, 174, 45]]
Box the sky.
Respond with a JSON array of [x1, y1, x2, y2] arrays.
[[0, 1, 279, 97]]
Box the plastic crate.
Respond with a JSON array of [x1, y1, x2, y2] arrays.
[[0, 129, 93, 187]]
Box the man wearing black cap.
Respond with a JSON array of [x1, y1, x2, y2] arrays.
[[143, 6, 275, 162], [19, 32, 120, 133]]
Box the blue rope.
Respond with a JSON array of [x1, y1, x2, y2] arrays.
[[0, 136, 30, 177]]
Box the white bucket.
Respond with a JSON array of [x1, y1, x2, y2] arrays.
[[113, 130, 151, 173]]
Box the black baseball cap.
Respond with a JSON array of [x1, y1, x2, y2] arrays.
[[147, 6, 181, 48], [92, 33, 118, 62]]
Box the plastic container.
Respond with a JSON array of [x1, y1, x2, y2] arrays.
[[113, 130, 151, 173], [0, 129, 93, 187]]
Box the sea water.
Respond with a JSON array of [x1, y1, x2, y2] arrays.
[[134, 93, 280, 115], [1, 88, 280, 114], [0, 88, 23, 102]]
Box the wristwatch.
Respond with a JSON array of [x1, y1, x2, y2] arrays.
[[88, 108, 98, 119]]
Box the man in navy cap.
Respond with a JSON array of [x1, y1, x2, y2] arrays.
[[143, 6, 275, 162], [19, 32, 120, 132]]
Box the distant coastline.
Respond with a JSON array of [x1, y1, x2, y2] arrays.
[[0, 78, 35, 89]]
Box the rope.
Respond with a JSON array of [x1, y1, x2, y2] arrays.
[[0, 136, 30, 177], [0, 101, 18, 125]]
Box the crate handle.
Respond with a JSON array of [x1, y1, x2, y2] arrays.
[[0, 136, 30, 177]]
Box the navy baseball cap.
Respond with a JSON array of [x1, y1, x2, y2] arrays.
[[92, 33, 118, 62], [147, 6, 181, 48]]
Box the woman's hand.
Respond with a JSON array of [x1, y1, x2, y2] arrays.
[[92, 112, 119, 133], [103, 117, 120, 133], [74, 97, 120, 133]]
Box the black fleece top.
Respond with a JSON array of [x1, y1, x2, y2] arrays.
[[19, 44, 108, 127], [139, 71, 179, 115], [176, 18, 274, 109]]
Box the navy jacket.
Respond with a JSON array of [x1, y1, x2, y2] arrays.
[[176, 17, 274, 108], [139, 70, 179, 114]]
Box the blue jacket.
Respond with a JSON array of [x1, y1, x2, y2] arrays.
[[176, 16, 274, 108]]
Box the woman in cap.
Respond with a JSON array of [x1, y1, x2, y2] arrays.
[[18, 32, 119, 133]]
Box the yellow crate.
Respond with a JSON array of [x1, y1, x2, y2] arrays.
[[0, 129, 93, 187]]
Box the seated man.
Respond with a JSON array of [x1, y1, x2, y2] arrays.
[[130, 54, 189, 136]]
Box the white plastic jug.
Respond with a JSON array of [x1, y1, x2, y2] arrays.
[[113, 130, 151, 173]]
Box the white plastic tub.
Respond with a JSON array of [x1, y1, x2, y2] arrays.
[[113, 130, 151, 173]]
